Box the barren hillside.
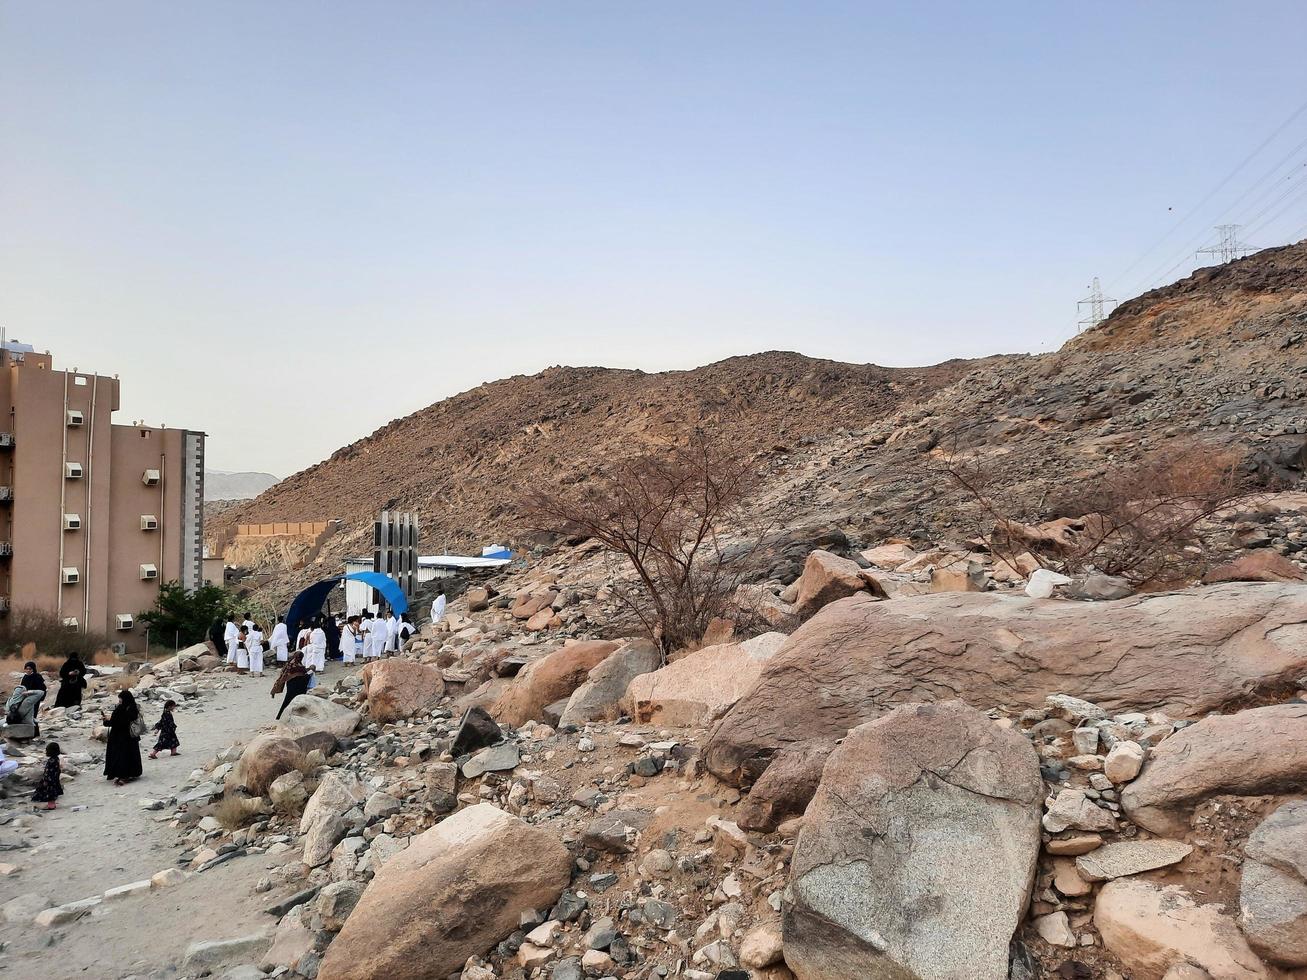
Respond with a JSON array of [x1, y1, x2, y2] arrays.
[[218, 245, 1307, 595], [1066, 239, 1307, 352], [211, 351, 980, 565]]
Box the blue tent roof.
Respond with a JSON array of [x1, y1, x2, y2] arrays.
[[284, 571, 409, 639]]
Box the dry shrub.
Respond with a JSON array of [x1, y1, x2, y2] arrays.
[[521, 430, 769, 655], [0, 608, 113, 662], [942, 437, 1257, 589], [213, 793, 258, 831]]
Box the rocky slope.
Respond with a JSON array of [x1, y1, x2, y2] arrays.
[[217, 244, 1307, 605]]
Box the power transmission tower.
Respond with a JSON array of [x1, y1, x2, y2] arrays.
[[1196, 224, 1257, 264], [1077, 277, 1117, 333]]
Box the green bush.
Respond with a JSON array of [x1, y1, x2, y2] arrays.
[[139, 581, 236, 648]]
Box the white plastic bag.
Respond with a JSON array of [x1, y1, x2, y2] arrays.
[[1025, 568, 1073, 599]]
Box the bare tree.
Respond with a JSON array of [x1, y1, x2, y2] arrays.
[[521, 431, 765, 655]]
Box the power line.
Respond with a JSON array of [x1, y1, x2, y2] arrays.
[[1107, 96, 1307, 289]]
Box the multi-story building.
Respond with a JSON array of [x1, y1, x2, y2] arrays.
[[0, 340, 205, 652]]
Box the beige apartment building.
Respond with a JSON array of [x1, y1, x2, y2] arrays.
[[0, 341, 204, 653]]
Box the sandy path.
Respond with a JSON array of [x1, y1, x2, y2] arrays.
[[0, 670, 322, 979]]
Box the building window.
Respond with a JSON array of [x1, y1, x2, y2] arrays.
[[140, 430, 150, 439], [73, 376, 87, 386]]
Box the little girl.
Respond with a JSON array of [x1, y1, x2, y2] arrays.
[[32, 742, 63, 810], [149, 699, 181, 759]]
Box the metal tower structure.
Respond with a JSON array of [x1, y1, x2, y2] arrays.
[[1076, 277, 1117, 333], [1196, 224, 1257, 264]]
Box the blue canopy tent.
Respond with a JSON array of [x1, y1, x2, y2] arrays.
[[284, 571, 409, 642]]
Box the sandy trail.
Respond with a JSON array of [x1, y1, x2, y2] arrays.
[[0, 669, 326, 979]]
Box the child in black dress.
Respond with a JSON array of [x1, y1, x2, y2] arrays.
[[32, 742, 63, 810], [148, 699, 181, 759]]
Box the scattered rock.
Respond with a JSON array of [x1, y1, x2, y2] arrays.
[[1240, 800, 1307, 966], [491, 640, 619, 726], [362, 659, 446, 723], [1075, 839, 1193, 882], [559, 639, 661, 727]]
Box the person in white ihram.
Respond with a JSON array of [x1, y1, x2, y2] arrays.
[[269, 616, 290, 664], [339, 615, 362, 664], [307, 619, 328, 673], [385, 610, 400, 656], [223, 614, 240, 667], [365, 611, 385, 660], [246, 621, 265, 676]]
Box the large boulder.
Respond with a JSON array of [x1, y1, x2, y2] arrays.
[[1095, 878, 1269, 979], [491, 640, 618, 727], [317, 804, 571, 980], [623, 633, 787, 727], [706, 584, 1307, 787], [275, 695, 361, 740], [793, 550, 877, 618], [226, 735, 305, 796], [783, 701, 1043, 980], [1121, 704, 1307, 835], [558, 639, 661, 728], [362, 660, 446, 723], [736, 741, 832, 833], [1239, 800, 1307, 966], [301, 772, 366, 868]]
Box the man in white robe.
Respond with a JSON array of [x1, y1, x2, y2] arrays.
[[385, 612, 400, 655], [371, 611, 390, 659], [339, 616, 362, 664], [308, 620, 328, 673], [270, 617, 290, 663], [247, 623, 265, 676], [223, 615, 240, 667]]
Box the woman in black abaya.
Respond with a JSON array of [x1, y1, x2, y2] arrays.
[[54, 653, 87, 709], [102, 690, 144, 786]]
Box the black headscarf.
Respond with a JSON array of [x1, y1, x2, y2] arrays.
[[21, 661, 46, 692], [112, 689, 139, 723]]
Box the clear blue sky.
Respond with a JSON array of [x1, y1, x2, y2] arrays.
[[3, 2, 1306, 474]]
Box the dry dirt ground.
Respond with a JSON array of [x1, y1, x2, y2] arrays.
[[0, 671, 327, 980]]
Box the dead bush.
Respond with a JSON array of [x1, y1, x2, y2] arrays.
[[941, 436, 1257, 589], [0, 608, 113, 662], [213, 793, 259, 831], [521, 430, 769, 655]]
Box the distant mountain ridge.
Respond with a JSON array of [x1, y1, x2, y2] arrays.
[[205, 469, 279, 501]]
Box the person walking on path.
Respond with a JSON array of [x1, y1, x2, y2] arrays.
[[148, 699, 180, 758], [32, 742, 63, 810], [102, 690, 144, 786], [271, 653, 311, 719], [54, 653, 87, 709]]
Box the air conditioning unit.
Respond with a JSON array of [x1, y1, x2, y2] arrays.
[[110, 641, 126, 657], [0, 432, 12, 448], [139, 563, 158, 580], [62, 617, 78, 630], [0, 542, 11, 557], [63, 513, 82, 530], [0, 596, 9, 615], [115, 614, 134, 631], [61, 566, 79, 584], [142, 468, 161, 486], [65, 462, 83, 479], [140, 514, 159, 531], [0, 486, 12, 501], [66, 410, 84, 427]]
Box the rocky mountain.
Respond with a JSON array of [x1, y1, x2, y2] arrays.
[[216, 242, 1307, 594], [206, 469, 280, 501]]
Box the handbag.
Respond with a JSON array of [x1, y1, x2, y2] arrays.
[[129, 714, 148, 739]]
